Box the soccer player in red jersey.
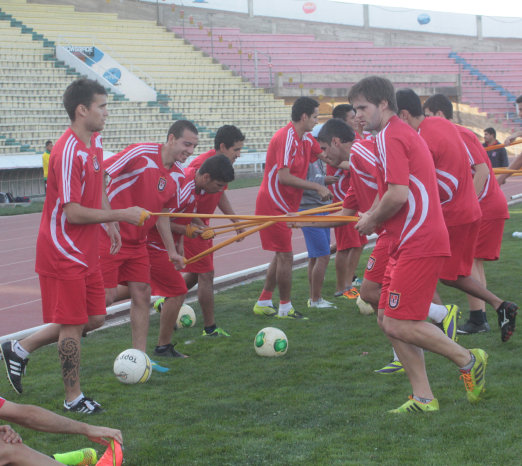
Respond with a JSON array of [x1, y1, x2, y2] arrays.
[[182, 126, 245, 337], [348, 76, 488, 412], [253, 97, 332, 319], [313, 104, 366, 299], [313, 120, 457, 377], [397, 89, 517, 343], [102, 120, 198, 355], [422, 93, 514, 338], [150, 155, 235, 354], [0, 79, 147, 413]]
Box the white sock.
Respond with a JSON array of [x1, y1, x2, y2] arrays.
[[392, 348, 399, 362], [428, 303, 448, 323], [66, 393, 84, 407], [257, 299, 273, 307], [13, 341, 30, 359], [278, 301, 292, 316]]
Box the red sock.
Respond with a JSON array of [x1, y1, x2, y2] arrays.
[[259, 290, 273, 301], [279, 300, 290, 305]]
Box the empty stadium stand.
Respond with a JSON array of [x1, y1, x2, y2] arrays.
[[0, 0, 289, 159]]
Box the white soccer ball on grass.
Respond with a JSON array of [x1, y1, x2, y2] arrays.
[[254, 327, 288, 357], [113, 349, 152, 384]]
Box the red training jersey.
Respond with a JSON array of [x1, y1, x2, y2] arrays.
[[104, 143, 185, 246], [147, 166, 197, 250], [343, 139, 379, 213], [256, 122, 322, 215], [374, 116, 450, 258], [187, 149, 227, 219], [456, 125, 509, 221], [36, 128, 104, 278], [418, 117, 481, 227]]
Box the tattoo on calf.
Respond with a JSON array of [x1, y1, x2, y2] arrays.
[[59, 337, 80, 388]]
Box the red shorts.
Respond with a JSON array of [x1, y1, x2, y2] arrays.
[[259, 222, 293, 253], [100, 243, 150, 288], [334, 223, 368, 251], [39, 267, 106, 325], [148, 245, 188, 297], [474, 217, 505, 261], [183, 236, 214, 273], [381, 254, 445, 320], [439, 220, 480, 281], [364, 233, 391, 284]]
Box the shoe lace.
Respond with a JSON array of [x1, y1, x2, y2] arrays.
[[459, 371, 474, 392]]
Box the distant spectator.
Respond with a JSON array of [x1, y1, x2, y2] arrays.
[[483, 128, 508, 168], [497, 95, 522, 185], [42, 140, 53, 193]]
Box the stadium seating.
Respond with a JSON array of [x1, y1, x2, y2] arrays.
[[451, 51, 522, 128], [171, 26, 459, 90], [0, 0, 289, 156]]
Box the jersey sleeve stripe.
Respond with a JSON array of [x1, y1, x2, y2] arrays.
[[61, 135, 77, 204]]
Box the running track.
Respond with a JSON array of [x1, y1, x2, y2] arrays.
[[0, 187, 308, 336], [1, 179, 521, 337]]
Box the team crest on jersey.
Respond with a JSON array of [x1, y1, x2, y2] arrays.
[[92, 155, 100, 172], [388, 292, 401, 309], [366, 256, 376, 271], [157, 177, 167, 192]]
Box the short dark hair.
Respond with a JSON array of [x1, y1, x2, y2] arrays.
[[396, 88, 423, 118], [63, 78, 107, 121], [199, 154, 235, 183], [317, 118, 356, 145], [45, 140, 52, 147], [291, 97, 319, 122], [484, 127, 496, 137], [332, 104, 354, 121], [214, 125, 245, 150], [167, 120, 198, 140], [516, 95, 522, 104], [423, 94, 453, 119], [348, 76, 398, 114]]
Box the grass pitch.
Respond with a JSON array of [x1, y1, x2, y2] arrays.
[[3, 208, 521, 465]]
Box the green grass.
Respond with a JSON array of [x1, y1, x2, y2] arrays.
[[0, 201, 44, 216], [4, 209, 522, 465], [228, 174, 263, 190]]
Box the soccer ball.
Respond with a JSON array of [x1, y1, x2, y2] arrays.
[[176, 304, 196, 328], [254, 327, 288, 357], [356, 296, 375, 315], [113, 349, 152, 384]]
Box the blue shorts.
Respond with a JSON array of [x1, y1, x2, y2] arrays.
[[300, 211, 331, 258]]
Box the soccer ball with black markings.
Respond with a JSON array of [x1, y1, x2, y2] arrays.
[[113, 349, 152, 384]]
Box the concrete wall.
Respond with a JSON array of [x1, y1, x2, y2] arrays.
[[27, 0, 522, 52]]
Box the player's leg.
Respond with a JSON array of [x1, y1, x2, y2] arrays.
[[276, 251, 293, 302], [127, 281, 151, 352], [334, 248, 350, 294], [183, 271, 198, 290], [197, 271, 215, 328], [0, 438, 64, 466], [58, 323, 85, 404], [157, 295, 185, 346], [459, 259, 490, 333], [309, 255, 331, 304], [360, 279, 380, 311]]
